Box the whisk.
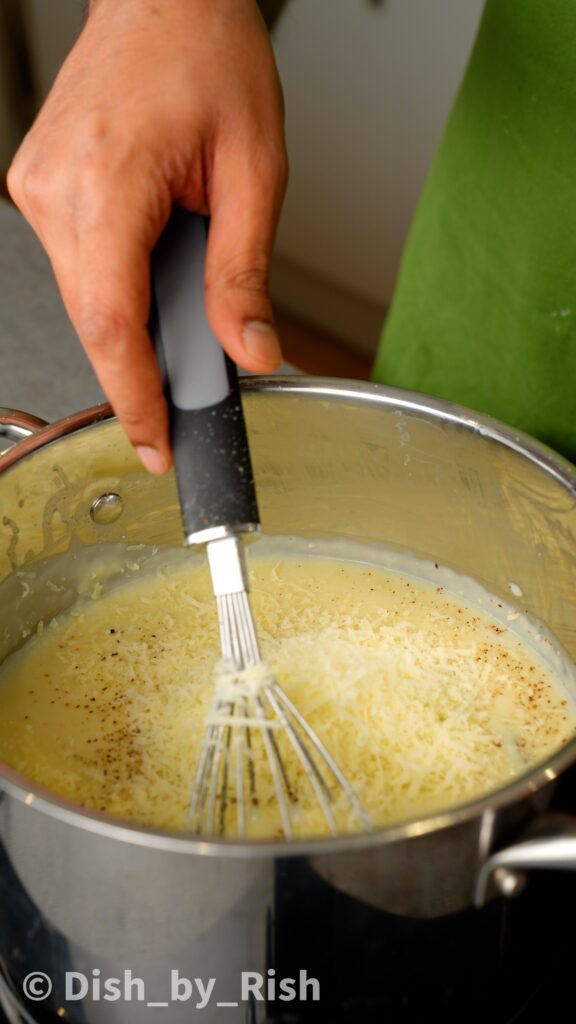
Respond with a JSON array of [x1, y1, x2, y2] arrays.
[[151, 209, 370, 838]]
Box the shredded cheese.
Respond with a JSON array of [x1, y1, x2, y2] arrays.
[[0, 547, 573, 839]]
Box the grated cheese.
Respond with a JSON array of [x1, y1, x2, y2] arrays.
[[0, 545, 573, 839]]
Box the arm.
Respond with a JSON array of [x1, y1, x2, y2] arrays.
[[8, 0, 288, 474]]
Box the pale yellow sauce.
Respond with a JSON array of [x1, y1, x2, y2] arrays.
[[0, 548, 573, 838]]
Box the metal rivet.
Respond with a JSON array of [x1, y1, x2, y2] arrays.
[[90, 492, 124, 525], [493, 866, 526, 899]]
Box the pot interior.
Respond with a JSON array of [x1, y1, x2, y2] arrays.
[[1, 379, 576, 826]]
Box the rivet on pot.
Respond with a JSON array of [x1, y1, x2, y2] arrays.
[[493, 866, 526, 899], [90, 492, 124, 525]]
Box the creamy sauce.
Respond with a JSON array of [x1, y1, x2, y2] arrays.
[[0, 542, 574, 838]]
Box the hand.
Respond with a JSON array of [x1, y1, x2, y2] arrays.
[[7, 0, 288, 473]]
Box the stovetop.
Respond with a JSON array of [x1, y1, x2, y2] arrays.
[[1, 870, 574, 1024], [4, 771, 576, 1024], [2, 871, 573, 1024], [0, 969, 570, 1024]]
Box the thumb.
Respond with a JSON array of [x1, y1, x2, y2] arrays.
[[202, 154, 285, 372]]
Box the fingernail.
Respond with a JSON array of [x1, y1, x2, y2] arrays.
[[242, 321, 282, 368], [136, 445, 169, 475]]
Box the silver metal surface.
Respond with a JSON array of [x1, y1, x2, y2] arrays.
[[206, 535, 250, 597], [492, 867, 526, 899], [0, 408, 47, 456], [475, 814, 576, 905], [0, 970, 35, 1023], [89, 491, 124, 525], [1, 379, 576, 1021], [186, 523, 260, 546]]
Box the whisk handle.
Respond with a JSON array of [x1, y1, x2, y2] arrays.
[[150, 208, 260, 545]]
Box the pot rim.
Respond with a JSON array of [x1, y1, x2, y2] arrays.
[[1, 375, 575, 857]]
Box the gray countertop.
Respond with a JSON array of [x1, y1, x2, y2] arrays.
[[0, 200, 106, 423], [0, 199, 295, 427]]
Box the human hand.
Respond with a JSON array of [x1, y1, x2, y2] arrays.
[[7, 0, 287, 473]]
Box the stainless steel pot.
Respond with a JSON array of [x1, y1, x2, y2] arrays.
[[1, 377, 576, 1023]]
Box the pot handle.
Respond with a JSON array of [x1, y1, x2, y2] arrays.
[[475, 813, 576, 906], [0, 408, 48, 456]]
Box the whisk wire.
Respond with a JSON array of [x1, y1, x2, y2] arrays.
[[190, 535, 370, 839], [262, 685, 338, 835], [271, 683, 372, 831], [255, 693, 293, 838]]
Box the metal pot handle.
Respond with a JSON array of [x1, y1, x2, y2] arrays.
[[475, 813, 576, 906], [0, 408, 48, 456]]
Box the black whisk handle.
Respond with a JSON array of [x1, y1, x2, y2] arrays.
[[150, 208, 260, 544]]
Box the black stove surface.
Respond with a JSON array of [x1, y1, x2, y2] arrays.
[[270, 862, 575, 1024], [0, 953, 571, 1024], [0, 889, 572, 1024], [1, 871, 574, 1024], [4, 770, 576, 1024], [270, 765, 576, 1024]]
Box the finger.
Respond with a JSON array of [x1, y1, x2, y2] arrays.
[[62, 198, 171, 474], [202, 145, 287, 372]]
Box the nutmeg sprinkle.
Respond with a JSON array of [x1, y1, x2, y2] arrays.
[[0, 548, 573, 839]]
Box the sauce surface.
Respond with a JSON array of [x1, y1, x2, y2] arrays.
[[0, 544, 573, 837]]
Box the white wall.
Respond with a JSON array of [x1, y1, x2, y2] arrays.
[[272, 0, 484, 347], [9, 0, 485, 350]]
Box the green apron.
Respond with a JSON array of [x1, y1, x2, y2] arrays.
[[372, 0, 576, 462]]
